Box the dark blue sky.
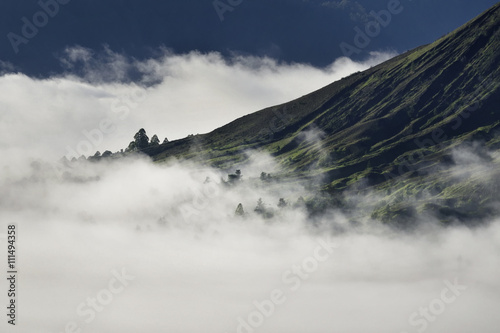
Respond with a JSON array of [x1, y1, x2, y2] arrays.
[[0, 0, 498, 77]]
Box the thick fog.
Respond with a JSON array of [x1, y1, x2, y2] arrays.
[[0, 51, 499, 332], [0, 48, 394, 165], [0, 152, 499, 333]]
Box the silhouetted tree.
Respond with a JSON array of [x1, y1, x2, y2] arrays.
[[228, 169, 242, 183], [134, 128, 150, 149], [254, 198, 275, 219], [126, 141, 137, 152], [260, 172, 272, 182], [235, 203, 245, 216], [294, 196, 306, 208], [254, 198, 265, 214], [150, 135, 160, 146], [278, 198, 287, 208]]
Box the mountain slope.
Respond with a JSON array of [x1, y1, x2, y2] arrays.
[[141, 3, 500, 224]]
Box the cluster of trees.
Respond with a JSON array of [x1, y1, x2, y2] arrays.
[[126, 128, 168, 152], [86, 150, 114, 161], [64, 128, 169, 162], [220, 170, 242, 186], [260, 172, 273, 182], [228, 170, 242, 183], [235, 197, 305, 219], [223, 170, 277, 186]]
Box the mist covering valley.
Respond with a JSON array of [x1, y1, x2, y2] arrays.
[[1, 3, 500, 332], [1, 147, 500, 332]]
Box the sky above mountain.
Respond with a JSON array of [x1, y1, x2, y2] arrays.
[[0, 0, 498, 77]]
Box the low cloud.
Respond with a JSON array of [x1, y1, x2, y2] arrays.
[[0, 48, 394, 168], [0, 153, 499, 332]]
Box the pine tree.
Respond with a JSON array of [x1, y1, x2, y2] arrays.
[[126, 141, 136, 152], [134, 128, 150, 149], [254, 198, 265, 214], [235, 203, 245, 216], [150, 134, 160, 146]]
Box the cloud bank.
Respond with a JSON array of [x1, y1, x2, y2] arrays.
[[0, 48, 394, 168], [0, 154, 499, 333]]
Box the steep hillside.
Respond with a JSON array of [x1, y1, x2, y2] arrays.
[[131, 3, 500, 224]]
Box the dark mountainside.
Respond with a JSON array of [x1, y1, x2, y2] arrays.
[[93, 3, 500, 226]]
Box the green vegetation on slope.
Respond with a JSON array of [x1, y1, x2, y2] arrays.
[[107, 3, 500, 225]]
